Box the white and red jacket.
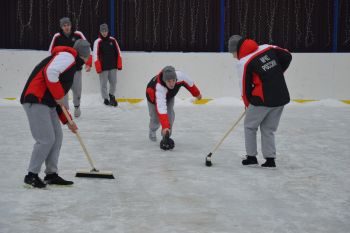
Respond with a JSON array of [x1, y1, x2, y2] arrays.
[[49, 30, 92, 70], [146, 71, 201, 129], [20, 46, 79, 123], [93, 33, 122, 73], [236, 39, 292, 108]]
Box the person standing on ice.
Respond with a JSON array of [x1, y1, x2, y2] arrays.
[[48, 17, 92, 118], [146, 66, 202, 147], [93, 23, 123, 107], [228, 35, 292, 167], [21, 39, 91, 188]]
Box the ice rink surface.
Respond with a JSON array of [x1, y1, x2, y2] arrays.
[[0, 97, 349, 233]]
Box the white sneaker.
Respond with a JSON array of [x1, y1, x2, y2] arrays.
[[149, 131, 157, 141], [74, 106, 81, 118]]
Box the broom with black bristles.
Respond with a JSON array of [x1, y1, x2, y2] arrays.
[[61, 105, 115, 179], [205, 111, 246, 167]]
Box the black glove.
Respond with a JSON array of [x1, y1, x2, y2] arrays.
[[160, 131, 175, 150]]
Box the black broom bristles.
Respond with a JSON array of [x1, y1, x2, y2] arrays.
[[75, 169, 115, 179]]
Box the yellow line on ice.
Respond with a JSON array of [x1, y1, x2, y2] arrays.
[[193, 99, 212, 105], [292, 99, 318, 103], [116, 98, 143, 104], [2, 98, 349, 105]]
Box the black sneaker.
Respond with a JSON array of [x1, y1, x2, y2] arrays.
[[44, 173, 74, 185], [261, 158, 276, 167], [24, 172, 47, 188], [109, 94, 118, 107], [242, 155, 258, 166], [104, 99, 110, 106]]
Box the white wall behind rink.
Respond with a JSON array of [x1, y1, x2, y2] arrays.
[[0, 49, 349, 100]]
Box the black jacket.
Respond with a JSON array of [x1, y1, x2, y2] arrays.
[[237, 39, 292, 107], [93, 33, 123, 73], [20, 46, 80, 123], [49, 30, 92, 70]]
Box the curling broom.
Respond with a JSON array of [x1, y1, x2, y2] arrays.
[[61, 105, 115, 179], [205, 110, 246, 167]]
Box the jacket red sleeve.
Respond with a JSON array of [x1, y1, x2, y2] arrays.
[[86, 55, 92, 67], [185, 84, 200, 97], [93, 38, 102, 73], [43, 52, 75, 100], [111, 37, 123, 70], [75, 31, 92, 67], [176, 71, 201, 97], [48, 33, 60, 53], [241, 59, 264, 108], [155, 83, 171, 129], [56, 106, 72, 124]]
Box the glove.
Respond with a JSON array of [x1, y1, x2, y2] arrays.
[[160, 131, 175, 150]]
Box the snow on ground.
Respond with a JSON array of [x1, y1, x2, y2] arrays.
[[0, 96, 349, 233]]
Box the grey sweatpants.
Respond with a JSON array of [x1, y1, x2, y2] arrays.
[[23, 103, 63, 174], [244, 105, 284, 158], [64, 70, 82, 109], [99, 69, 117, 99], [148, 98, 175, 135]]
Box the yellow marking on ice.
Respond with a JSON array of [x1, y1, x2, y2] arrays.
[[4, 98, 17, 100], [341, 100, 350, 105], [193, 99, 212, 105], [293, 99, 318, 103], [116, 98, 143, 104]]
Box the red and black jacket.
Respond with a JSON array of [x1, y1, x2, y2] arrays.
[[93, 33, 122, 73], [49, 30, 92, 70], [236, 39, 292, 108], [146, 71, 200, 129], [20, 46, 79, 123]]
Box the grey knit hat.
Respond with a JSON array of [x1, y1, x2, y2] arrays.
[[100, 23, 109, 32], [73, 39, 91, 59], [162, 66, 177, 82], [59, 17, 71, 27], [228, 35, 242, 53]]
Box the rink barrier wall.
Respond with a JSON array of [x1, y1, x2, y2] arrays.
[[0, 50, 349, 103]]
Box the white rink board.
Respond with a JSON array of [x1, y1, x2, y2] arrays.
[[0, 49, 349, 100]]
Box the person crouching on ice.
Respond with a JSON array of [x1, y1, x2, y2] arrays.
[[146, 66, 202, 149], [21, 39, 91, 188]]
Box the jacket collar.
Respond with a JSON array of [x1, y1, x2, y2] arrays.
[[98, 32, 111, 40], [51, 46, 78, 58]]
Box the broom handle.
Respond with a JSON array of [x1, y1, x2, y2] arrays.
[[210, 111, 246, 153], [60, 105, 98, 171]]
